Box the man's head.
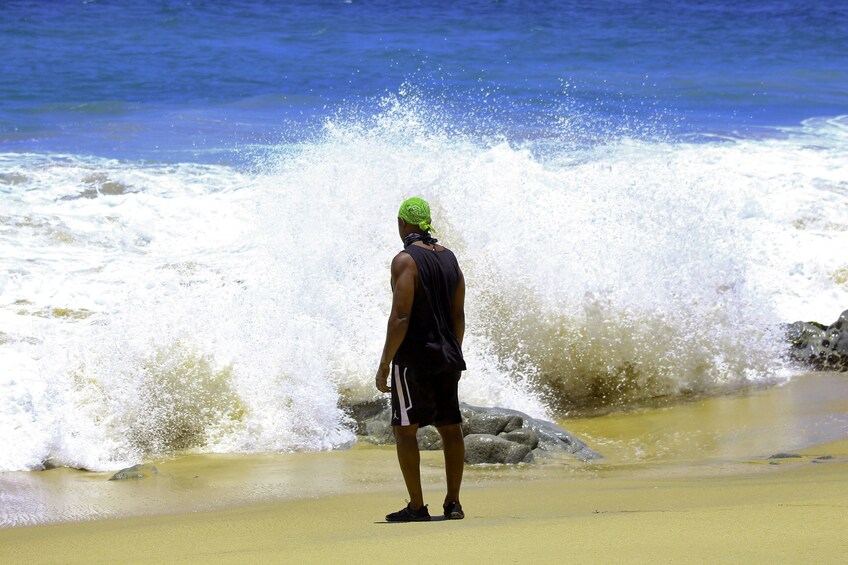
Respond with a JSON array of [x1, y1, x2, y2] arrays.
[[397, 197, 434, 238]]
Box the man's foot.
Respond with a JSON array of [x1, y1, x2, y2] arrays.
[[443, 501, 464, 520], [386, 503, 431, 522]]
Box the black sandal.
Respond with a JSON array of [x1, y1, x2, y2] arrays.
[[443, 501, 464, 520], [386, 503, 431, 522]]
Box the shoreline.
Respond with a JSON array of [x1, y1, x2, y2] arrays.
[[1, 455, 846, 564], [3, 372, 847, 527], [1, 372, 847, 562]]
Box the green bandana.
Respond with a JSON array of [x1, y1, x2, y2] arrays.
[[398, 197, 435, 232]]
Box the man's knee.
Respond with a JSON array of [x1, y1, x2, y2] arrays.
[[393, 424, 419, 441], [436, 423, 464, 442]]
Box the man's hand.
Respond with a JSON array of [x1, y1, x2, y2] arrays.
[[375, 362, 392, 393]]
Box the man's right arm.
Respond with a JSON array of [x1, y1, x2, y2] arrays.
[[375, 252, 417, 393]]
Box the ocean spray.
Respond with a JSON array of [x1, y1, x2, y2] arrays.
[[2, 103, 847, 471]]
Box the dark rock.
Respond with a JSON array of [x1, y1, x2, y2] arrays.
[[498, 428, 540, 449], [815, 455, 833, 460], [462, 408, 523, 436], [353, 403, 441, 449], [462, 404, 601, 461], [347, 399, 391, 436], [785, 309, 848, 371], [464, 434, 532, 465], [109, 464, 158, 481], [831, 310, 848, 332], [768, 453, 802, 459], [363, 416, 395, 445], [785, 321, 824, 346], [833, 329, 848, 356], [350, 400, 601, 464], [785, 321, 826, 365]]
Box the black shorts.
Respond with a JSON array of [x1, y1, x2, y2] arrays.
[[390, 364, 462, 428]]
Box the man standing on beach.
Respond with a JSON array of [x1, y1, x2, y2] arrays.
[[375, 197, 467, 522]]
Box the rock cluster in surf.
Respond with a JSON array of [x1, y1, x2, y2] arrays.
[[786, 308, 848, 371], [350, 402, 601, 464]]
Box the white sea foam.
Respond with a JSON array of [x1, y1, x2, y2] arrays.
[[2, 106, 847, 471]]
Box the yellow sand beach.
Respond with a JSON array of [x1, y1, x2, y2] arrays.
[[1, 372, 847, 564]]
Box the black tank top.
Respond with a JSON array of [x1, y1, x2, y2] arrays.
[[393, 244, 466, 373]]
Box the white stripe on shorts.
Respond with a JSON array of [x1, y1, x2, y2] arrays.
[[394, 365, 413, 426]]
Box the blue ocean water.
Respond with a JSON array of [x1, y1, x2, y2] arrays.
[[2, 1, 848, 472], [2, 0, 846, 161]]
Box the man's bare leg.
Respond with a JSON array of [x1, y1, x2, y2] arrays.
[[393, 424, 424, 509], [437, 423, 465, 505]]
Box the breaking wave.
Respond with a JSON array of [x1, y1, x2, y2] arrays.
[[2, 100, 847, 471]]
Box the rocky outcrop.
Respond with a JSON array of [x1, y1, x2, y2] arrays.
[[351, 401, 601, 464], [786, 309, 848, 371]]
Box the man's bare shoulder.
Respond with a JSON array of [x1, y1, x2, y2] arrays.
[[392, 250, 416, 268], [391, 251, 417, 274], [390, 251, 418, 284]]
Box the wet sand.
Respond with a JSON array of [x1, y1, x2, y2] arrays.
[[1, 372, 847, 563]]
